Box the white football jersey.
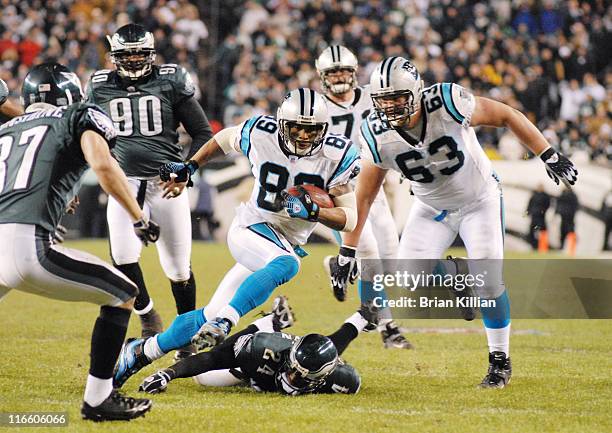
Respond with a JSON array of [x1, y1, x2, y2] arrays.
[[324, 86, 373, 149], [360, 83, 493, 211], [230, 115, 360, 245]]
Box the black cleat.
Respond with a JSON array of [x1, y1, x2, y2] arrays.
[[81, 390, 152, 422], [270, 295, 295, 331], [191, 317, 232, 350], [173, 344, 197, 362], [140, 308, 164, 338], [479, 351, 512, 388], [446, 256, 477, 321], [113, 338, 151, 389], [381, 321, 414, 349], [358, 301, 380, 331]]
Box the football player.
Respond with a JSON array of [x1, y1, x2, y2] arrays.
[[137, 301, 377, 396], [86, 24, 213, 353], [159, 88, 360, 350], [0, 78, 24, 119], [335, 57, 577, 388], [0, 63, 159, 421], [316, 45, 411, 349]]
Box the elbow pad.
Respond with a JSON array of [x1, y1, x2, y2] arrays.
[[333, 191, 357, 232]]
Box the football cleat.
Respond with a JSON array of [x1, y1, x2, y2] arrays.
[[173, 344, 196, 362], [139, 308, 164, 338], [479, 351, 512, 389], [113, 338, 151, 389], [445, 256, 477, 321], [358, 301, 380, 331], [81, 390, 152, 422], [191, 317, 232, 351], [380, 321, 414, 349], [271, 295, 295, 331]]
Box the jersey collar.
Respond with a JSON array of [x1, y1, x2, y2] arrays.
[[323, 87, 361, 109], [394, 100, 427, 147]]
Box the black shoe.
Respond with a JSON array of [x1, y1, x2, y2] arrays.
[[191, 317, 232, 350], [479, 351, 512, 388], [113, 338, 151, 389], [173, 344, 197, 362], [358, 301, 380, 331], [446, 256, 477, 321], [81, 390, 152, 422], [140, 308, 164, 338], [381, 321, 414, 349]]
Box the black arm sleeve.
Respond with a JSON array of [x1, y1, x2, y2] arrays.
[[175, 97, 213, 160], [167, 324, 260, 379], [327, 323, 359, 356]]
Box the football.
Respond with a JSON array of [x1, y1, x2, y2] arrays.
[[287, 184, 334, 208]]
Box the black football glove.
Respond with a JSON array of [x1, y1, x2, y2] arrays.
[[51, 224, 67, 244], [280, 186, 320, 221], [133, 218, 160, 246], [139, 369, 175, 394], [328, 246, 359, 302], [540, 147, 578, 187], [159, 160, 199, 187]]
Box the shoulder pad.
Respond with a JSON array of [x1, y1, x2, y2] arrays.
[[439, 82, 475, 126], [322, 133, 353, 161], [88, 69, 115, 86], [156, 64, 196, 98]]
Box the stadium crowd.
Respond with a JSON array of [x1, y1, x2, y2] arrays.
[[1, 0, 609, 164]]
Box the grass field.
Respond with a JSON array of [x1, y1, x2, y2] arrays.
[[1, 241, 611, 433]]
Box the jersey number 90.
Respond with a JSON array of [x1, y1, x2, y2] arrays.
[[108, 96, 163, 137]]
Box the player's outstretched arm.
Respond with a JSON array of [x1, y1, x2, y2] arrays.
[[319, 183, 357, 231], [81, 130, 159, 244], [159, 126, 239, 198], [471, 97, 577, 187], [343, 160, 387, 248]]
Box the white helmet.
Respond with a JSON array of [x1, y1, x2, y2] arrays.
[[369, 57, 423, 127], [315, 45, 358, 95], [277, 88, 329, 157]]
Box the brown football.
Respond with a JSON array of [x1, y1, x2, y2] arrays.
[[287, 184, 334, 208]]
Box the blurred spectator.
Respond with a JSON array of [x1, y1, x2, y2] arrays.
[[526, 184, 551, 251], [556, 187, 579, 252], [602, 190, 612, 251]]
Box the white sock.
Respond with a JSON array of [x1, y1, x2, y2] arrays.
[[143, 335, 165, 361], [345, 312, 369, 332], [216, 305, 240, 326], [485, 324, 511, 356], [134, 299, 154, 315], [83, 375, 113, 407], [252, 315, 274, 333]]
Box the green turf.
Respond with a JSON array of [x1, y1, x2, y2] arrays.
[[0, 241, 610, 432]]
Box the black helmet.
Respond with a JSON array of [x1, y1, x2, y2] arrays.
[[280, 334, 338, 393], [319, 362, 361, 394], [21, 63, 83, 109], [107, 23, 156, 80]]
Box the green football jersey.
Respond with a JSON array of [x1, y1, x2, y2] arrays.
[[235, 332, 298, 392], [0, 102, 116, 232], [86, 64, 196, 178]]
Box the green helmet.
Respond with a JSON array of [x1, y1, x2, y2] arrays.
[[21, 63, 83, 109], [280, 334, 338, 393], [321, 362, 361, 394]]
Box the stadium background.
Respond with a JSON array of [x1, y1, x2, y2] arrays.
[[0, 1, 611, 432], [0, 0, 609, 254]]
